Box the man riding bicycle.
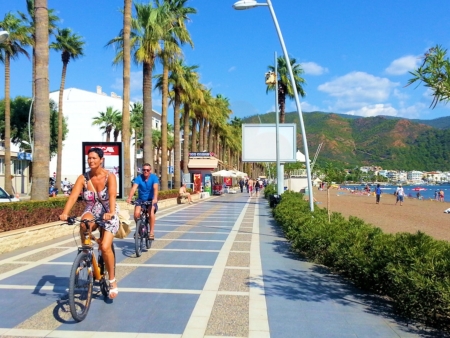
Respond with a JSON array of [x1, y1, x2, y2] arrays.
[[127, 163, 159, 240]]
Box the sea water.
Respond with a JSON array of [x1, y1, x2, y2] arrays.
[[340, 184, 450, 203]]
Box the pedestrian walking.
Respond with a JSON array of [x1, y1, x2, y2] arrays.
[[395, 185, 405, 206], [375, 184, 382, 204]]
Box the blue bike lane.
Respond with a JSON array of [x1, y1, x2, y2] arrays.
[[0, 193, 446, 337]]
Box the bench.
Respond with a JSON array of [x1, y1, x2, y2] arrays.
[[177, 194, 189, 204]]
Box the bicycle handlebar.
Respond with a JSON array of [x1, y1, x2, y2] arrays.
[[131, 200, 154, 206], [62, 215, 114, 227]]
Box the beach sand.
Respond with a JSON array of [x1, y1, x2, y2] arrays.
[[312, 188, 450, 242]]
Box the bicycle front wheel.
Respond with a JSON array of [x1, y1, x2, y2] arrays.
[[69, 251, 93, 322], [135, 220, 144, 257]]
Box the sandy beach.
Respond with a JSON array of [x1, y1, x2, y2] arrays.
[[312, 188, 450, 242]]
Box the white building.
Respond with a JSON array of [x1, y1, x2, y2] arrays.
[[407, 170, 423, 183], [49, 86, 161, 184]]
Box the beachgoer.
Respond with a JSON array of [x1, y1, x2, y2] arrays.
[[255, 179, 261, 197], [179, 183, 193, 204], [375, 184, 381, 204], [439, 189, 444, 202], [248, 178, 254, 196], [395, 185, 405, 206], [239, 179, 244, 193]]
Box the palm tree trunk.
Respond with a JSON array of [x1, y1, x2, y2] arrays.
[[191, 118, 198, 152], [56, 62, 68, 193], [173, 93, 181, 189], [160, 61, 169, 191], [208, 124, 213, 152], [31, 0, 50, 200], [203, 121, 209, 151], [143, 60, 154, 167], [4, 55, 12, 195], [122, 0, 132, 196], [182, 104, 190, 174], [198, 118, 204, 151]]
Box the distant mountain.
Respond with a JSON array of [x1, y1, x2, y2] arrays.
[[242, 111, 450, 171]]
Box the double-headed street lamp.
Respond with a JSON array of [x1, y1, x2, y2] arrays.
[[0, 31, 9, 43], [233, 0, 315, 211]]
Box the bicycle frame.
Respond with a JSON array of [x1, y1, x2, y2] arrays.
[[79, 224, 103, 281]]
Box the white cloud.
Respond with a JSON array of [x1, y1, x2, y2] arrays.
[[290, 101, 320, 112], [344, 104, 398, 117], [318, 72, 399, 112], [228, 66, 236, 72], [397, 102, 427, 119], [385, 55, 421, 75], [301, 62, 328, 76]]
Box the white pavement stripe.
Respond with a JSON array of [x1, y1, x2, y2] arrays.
[[182, 198, 250, 338], [0, 284, 202, 294], [120, 239, 225, 243], [154, 231, 229, 234], [0, 328, 182, 337], [249, 201, 270, 338], [0, 247, 77, 281], [11, 262, 214, 269]]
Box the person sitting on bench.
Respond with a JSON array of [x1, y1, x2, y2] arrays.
[[179, 183, 193, 204]]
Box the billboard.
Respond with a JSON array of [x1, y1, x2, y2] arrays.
[[82, 142, 124, 198], [242, 124, 297, 162]]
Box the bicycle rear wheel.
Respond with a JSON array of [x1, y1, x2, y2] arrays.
[[69, 251, 93, 322], [135, 220, 144, 257]]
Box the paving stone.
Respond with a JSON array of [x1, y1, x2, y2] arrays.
[[15, 248, 68, 262], [219, 268, 250, 292], [0, 263, 27, 275], [231, 242, 251, 252], [226, 252, 250, 267], [205, 294, 249, 337]]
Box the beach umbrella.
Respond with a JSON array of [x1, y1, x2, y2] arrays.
[[212, 170, 234, 177]]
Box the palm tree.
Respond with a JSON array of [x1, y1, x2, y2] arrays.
[[163, 59, 199, 188], [0, 12, 31, 195], [130, 102, 143, 175], [122, 0, 132, 195], [50, 28, 84, 192], [92, 107, 121, 142], [31, 0, 49, 200], [267, 56, 306, 123], [155, 0, 195, 190], [18, 0, 59, 108]]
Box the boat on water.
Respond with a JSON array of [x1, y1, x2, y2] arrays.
[[412, 187, 427, 191]]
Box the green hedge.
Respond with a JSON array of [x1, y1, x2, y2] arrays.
[[271, 191, 450, 330], [0, 198, 86, 232], [0, 189, 194, 233]]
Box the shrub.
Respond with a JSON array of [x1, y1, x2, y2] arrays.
[[270, 191, 450, 330]]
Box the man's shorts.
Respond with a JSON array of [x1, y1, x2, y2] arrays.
[[136, 199, 158, 214]]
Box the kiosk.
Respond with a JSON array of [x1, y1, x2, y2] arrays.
[[187, 152, 218, 194]]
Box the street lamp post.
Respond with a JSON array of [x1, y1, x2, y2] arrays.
[[233, 0, 315, 211]]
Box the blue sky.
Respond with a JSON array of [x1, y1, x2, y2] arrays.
[[2, 0, 450, 124]]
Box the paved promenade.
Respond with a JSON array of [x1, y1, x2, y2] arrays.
[[0, 193, 446, 337]]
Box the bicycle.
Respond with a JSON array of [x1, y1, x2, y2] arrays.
[[132, 200, 154, 257], [62, 216, 116, 322]]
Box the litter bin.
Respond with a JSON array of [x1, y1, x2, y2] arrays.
[[269, 194, 281, 208]]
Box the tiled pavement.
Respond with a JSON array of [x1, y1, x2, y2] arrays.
[[0, 193, 446, 337]]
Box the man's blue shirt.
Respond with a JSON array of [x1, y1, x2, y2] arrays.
[[134, 174, 159, 201]]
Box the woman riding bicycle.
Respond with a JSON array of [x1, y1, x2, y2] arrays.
[[59, 147, 120, 299]]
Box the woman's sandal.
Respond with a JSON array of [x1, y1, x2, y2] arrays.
[[149, 233, 155, 240], [109, 278, 119, 298]]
